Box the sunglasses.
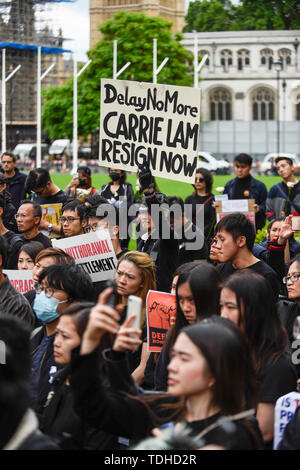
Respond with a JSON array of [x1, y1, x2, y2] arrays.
[[195, 177, 205, 183]]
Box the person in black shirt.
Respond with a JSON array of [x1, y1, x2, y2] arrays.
[[16, 200, 52, 249], [220, 270, 297, 448], [184, 168, 216, 242], [212, 212, 280, 301], [0, 193, 24, 269]]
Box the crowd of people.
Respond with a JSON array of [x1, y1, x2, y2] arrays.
[[1, 150, 300, 451]]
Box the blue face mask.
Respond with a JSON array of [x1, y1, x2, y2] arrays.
[[33, 291, 68, 324]]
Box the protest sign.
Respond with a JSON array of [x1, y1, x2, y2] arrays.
[[41, 203, 63, 238], [3, 270, 34, 293], [146, 290, 177, 352], [99, 79, 201, 184], [52, 230, 117, 282], [216, 198, 256, 228], [274, 391, 300, 449]]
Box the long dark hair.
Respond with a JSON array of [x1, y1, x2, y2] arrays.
[[221, 269, 288, 375], [166, 262, 222, 353], [183, 316, 258, 414], [192, 168, 213, 195]]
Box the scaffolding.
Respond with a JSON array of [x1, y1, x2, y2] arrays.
[[0, 0, 75, 149]]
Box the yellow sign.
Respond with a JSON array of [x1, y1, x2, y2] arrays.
[[41, 203, 63, 238]]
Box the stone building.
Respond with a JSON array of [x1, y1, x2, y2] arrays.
[[90, 0, 185, 47], [181, 30, 300, 159]]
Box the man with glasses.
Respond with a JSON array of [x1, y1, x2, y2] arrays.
[[16, 200, 52, 248], [1, 152, 27, 209], [60, 200, 87, 238]]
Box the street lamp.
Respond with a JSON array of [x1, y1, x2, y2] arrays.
[[273, 58, 283, 154]]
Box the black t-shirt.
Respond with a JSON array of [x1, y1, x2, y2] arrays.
[[21, 232, 52, 249], [217, 260, 280, 301], [259, 353, 297, 404], [34, 190, 68, 205]]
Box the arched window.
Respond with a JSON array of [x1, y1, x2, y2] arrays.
[[210, 88, 232, 120], [237, 49, 250, 70], [199, 49, 209, 66], [252, 87, 275, 120], [278, 48, 292, 68], [260, 48, 274, 70], [220, 49, 232, 72]]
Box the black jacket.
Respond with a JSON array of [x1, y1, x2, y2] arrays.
[[40, 367, 117, 450], [30, 327, 59, 416], [1, 167, 27, 209]]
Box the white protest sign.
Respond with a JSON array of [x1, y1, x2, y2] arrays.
[[99, 79, 201, 183], [3, 270, 34, 293], [274, 391, 300, 449], [221, 199, 250, 213], [52, 230, 117, 283]]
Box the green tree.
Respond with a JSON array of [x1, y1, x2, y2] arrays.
[[184, 0, 300, 32], [42, 12, 193, 139], [184, 0, 238, 32]]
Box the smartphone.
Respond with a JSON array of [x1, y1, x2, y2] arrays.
[[126, 295, 142, 335], [106, 280, 119, 308], [292, 216, 300, 232]]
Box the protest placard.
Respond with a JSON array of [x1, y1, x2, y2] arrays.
[[146, 290, 177, 352], [216, 198, 256, 228], [52, 229, 117, 282], [99, 79, 201, 184], [3, 270, 34, 294], [41, 203, 63, 238], [274, 391, 300, 449]]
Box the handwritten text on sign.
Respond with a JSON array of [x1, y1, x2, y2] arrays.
[[99, 79, 201, 184], [52, 230, 117, 282], [146, 290, 177, 352]]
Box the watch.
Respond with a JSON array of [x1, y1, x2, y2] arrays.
[[47, 223, 53, 233]]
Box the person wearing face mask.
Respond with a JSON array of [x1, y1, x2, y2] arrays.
[[100, 168, 135, 249], [29, 264, 94, 417], [65, 166, 99, 203]]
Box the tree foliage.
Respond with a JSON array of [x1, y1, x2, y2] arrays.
[[184, 0, 300, 32], [42, 12, 193, 139]]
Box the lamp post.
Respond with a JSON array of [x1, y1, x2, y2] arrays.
[[273, 58, 283, 154]]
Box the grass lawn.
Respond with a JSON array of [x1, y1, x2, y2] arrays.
[[51, 171, 283, 200]]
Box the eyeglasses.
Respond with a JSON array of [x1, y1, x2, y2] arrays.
[[34, 189, 45, 196], [283, 273, 300, 284], [195, 177, 205, 183], [36, 284, 55, 298], [59, 217, 81, 224], [15, 213, 30, 219]]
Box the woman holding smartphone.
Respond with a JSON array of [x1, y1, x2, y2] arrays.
[[69, 300, 262, 450], [114, 251, 156, 385]]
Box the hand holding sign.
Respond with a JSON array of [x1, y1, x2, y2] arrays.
[[80, 287, 123, 354], [138, 161, 154, 192]]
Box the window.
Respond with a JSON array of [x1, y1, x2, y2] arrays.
[[199, 49, 209, 66], [220, 49, 232, 72], [210, 88, 232, 120], [278, 48, 292, 68], [296, 93, 300, 121], [252, 87, 275, 120], [237, 49, 250, 70], [260, 48, 274, 70]]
